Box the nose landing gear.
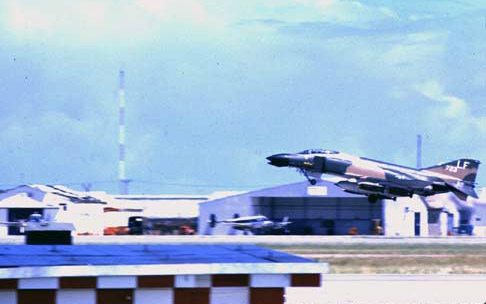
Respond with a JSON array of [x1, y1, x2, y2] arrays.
[[300, 169, 317, 185]]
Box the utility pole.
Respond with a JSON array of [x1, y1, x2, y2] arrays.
[[118, 70, 130, 194], [417, 134, 422, 168]]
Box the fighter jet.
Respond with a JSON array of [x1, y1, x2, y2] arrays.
[[267, 149, 480, 202], [209, 214, 291, 234]]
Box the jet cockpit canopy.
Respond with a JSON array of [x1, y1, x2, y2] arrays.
[[299, 149, 338, 155]]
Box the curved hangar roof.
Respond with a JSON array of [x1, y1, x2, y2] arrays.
[[204, 180, 364, 203]]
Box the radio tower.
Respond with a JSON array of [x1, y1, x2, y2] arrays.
[[416, 134, 422, 169], [118, 70, 130, 194]]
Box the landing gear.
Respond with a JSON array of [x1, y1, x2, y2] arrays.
[[368, 195, 378, 204], [300, 169, 317, 185], [209, 214, 217, 228], [368, 195, 397, 203]]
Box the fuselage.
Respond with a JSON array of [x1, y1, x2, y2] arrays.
[[220, 215, 273, 230], [267, 149, 479, 200]]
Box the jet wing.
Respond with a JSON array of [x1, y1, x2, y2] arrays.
[[221, 222, 253, 228], [322, 176, 351, 183], [0, 222, 25, 227], [382, 167, 425, 181]]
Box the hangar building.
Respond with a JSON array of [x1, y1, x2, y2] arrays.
[[199, 180, 438, 237], [199, 179, 486, 237], [200, 181, 387, 236]]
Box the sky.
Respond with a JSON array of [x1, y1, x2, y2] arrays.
[[0, 0, 485, 194]]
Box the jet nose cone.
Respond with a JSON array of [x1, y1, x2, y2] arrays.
[[267, 154, 291, 167]]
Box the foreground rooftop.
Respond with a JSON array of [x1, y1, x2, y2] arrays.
[[0, 244, 327, 279]]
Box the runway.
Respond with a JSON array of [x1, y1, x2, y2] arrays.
[[1, 234, 486, 245], [70, 235, 486, 245], [66, 236, 482, 303], [286, 274, 486, 304]]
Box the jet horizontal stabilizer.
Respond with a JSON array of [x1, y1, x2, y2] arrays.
[[445, 182, 478, 201]]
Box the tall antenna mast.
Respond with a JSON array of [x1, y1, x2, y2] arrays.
[[416, 134, 422, 168], [118, 70, 130, 194]]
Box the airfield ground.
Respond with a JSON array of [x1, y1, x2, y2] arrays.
[[2, 235, 485, 274], [266, 243, 486, 274]]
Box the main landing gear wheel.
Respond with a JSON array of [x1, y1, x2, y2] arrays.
[[368, 195, 378, 204], [309, 179, 317, 185]]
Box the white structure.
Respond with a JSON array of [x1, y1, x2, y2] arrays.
[[0, 185, 232, 236], [472, 204, 486, 236], [88, 193, 215, 229], [424, 193, 461, 236], [470, 187, 486, 236], [383, 196, 428, 237], [0, 193, 59, 236], [0, 185, 106, 236]]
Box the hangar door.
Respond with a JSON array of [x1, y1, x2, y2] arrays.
[[254, 197, 383, 235], [8, 208, 44, 235]]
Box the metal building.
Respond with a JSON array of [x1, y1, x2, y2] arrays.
[[199, 180, 486, 237], [199, 181, 385, 236]]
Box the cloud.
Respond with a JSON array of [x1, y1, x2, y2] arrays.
[[237, 0, 400, 34], [381, 31, 446, 79], [2, 0, 220, 46], [416, 80, 486, 136], [136, 0, 209, 24], [0, 109, 116, 184], [315, 0, 399, 28], [8, 1, 52, 32]]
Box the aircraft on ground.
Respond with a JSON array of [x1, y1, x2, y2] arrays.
[[0, 213, 44, 228], [209, 214, 291, 234], [267, 149, 480, 202]]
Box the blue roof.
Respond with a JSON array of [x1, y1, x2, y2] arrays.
[[0, 245, 316, 267]]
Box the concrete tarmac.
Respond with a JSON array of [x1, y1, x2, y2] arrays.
[[75, 235, 486, 245], [2, 235, 486, 245], [0, 235, 486, 246], [286, 274, 486, 304]]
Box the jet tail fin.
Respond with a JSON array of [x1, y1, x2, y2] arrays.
[[421, 159, 480, 183]]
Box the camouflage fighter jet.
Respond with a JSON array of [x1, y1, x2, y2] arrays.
[[267, 149, 480, 202]]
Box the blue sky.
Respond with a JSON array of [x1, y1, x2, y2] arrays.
[[0, 0, 485, 194]]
